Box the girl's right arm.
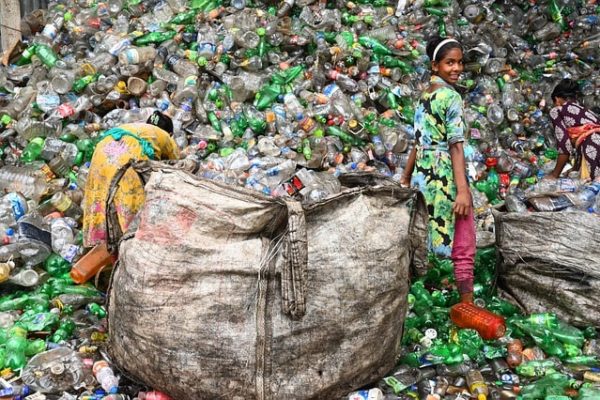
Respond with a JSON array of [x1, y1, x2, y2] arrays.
[[400, 146, 417, 187]]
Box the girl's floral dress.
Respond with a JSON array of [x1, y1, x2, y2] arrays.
[[411, 75, 466, 257]]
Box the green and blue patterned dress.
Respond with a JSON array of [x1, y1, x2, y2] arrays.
[[411, 75, 466, 258]]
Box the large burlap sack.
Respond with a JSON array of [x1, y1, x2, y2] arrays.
[[494, 210, 600, 328], [107, 163, 428, 400]]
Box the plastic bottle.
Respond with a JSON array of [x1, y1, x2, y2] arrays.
[[8, 269, 40, 287], [138, 391, 174, 400], [70, 243, 114, 284], [92, 360, 119, 394], [506, 338, 523, 368], [466, 369, 489, 400], [450, 302, 506, 340], [118, 46, 157, 65], [5, 326, 28, 370], [49, 192, 83, 221]]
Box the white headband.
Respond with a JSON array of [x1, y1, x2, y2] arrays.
[[432, 38, 460, 62]]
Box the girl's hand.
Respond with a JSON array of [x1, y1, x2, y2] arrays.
[[453, 190, 472, 219], [400, 174, 411, 187]]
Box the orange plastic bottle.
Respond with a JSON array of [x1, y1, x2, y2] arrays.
[[70, 243, 114, 284], [450, 302, 506, 340]]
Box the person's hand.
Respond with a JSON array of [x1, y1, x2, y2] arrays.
[[400, 174, 411, 187], [453, 190, 471, 219]]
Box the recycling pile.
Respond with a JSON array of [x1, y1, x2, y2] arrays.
[[346, 248, 600, 400], [0, 0, 599, 398]]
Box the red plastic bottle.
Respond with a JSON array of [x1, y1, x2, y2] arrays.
[[450, 302, 506, 340], [138, 391, 173, 400]]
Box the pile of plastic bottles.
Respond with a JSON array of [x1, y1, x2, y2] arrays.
[[348, 248, 600, 400], [0, 0, 599, 397]]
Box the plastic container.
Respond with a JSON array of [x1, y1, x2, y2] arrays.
[[70, 242, 113, 284], [450, 302, 506, 340]]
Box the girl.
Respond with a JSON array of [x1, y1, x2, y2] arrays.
[[401, 36, 475, 303], [548, 78, 600, 180]]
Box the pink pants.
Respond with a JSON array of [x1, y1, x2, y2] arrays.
[[451, 206, 476, 294]]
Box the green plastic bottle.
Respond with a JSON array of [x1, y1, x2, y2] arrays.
[[35, 44, 58, 68], [86, 303, 107, 319], [50, 319, 76, 343], [325, 126, 364, 147], [72, 74, 99, 93], [21, 137, 46, 162], [254, 84, 282, 111], [134, 31, 177, 45], [0, 294, 50, 312], [358, 36, 394, 56], [168, 9, 196, 24], [16, 44, 38, 66], [4, 326, 28, 370], [25, 339, 46, 356], [515, 358, 561, 377]]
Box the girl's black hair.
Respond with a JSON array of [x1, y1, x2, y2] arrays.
[[147, 111, 174, 134], [426, 35, 463, 62], [551, 79, 580, 102]]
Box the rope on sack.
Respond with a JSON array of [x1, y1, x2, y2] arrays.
[[281, 200, 308, 320], [254, 230, 286, 400]]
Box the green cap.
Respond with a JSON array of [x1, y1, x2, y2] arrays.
[[0, 114, 12, 125]]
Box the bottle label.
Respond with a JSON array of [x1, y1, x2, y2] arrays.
[[39, 163, 56, 181], [109, 39, 131, 56], [42, 24, 58, 40], [298, 117, 316, 133], [197, 42, 216, 56], [322, 83, 339, 98], [52, 194, 73, 212], [124, 49, 140, 64], [7, 193, 27, 221], [17, 221, 52, 247], [166, 54, 182, 69], [60, 244, 80, 263], [57, 103, 76, 118]]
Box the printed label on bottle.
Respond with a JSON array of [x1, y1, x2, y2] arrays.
[[17, 222, 52, 247], [125, 49, 140, 64], [42, 24, 58, 40], [322, 83, 339, 98], [109, 39, 131, 56], [197, 42, 216, 56], [60, 244, 80, 263], [166, 54, 182, 69], [7, 193, 27, 221], [57, 103, 76, 118], [39, 163, 56, 181], [298, 117, 316, 133], [52, 194, 73, 212]]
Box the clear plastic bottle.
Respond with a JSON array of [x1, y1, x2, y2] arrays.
[[166, 54, 199, 77], [118, 46, 157, 65], [50, 218, 80, 262], [466, 369, 489, 400], [0, 166, 49, 201], [49, 192, 83, 221], [92, 360, 120, 394], [8, 268, 40, 287]]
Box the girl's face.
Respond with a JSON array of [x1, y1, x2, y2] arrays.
[[432, 48, 464, 85]]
